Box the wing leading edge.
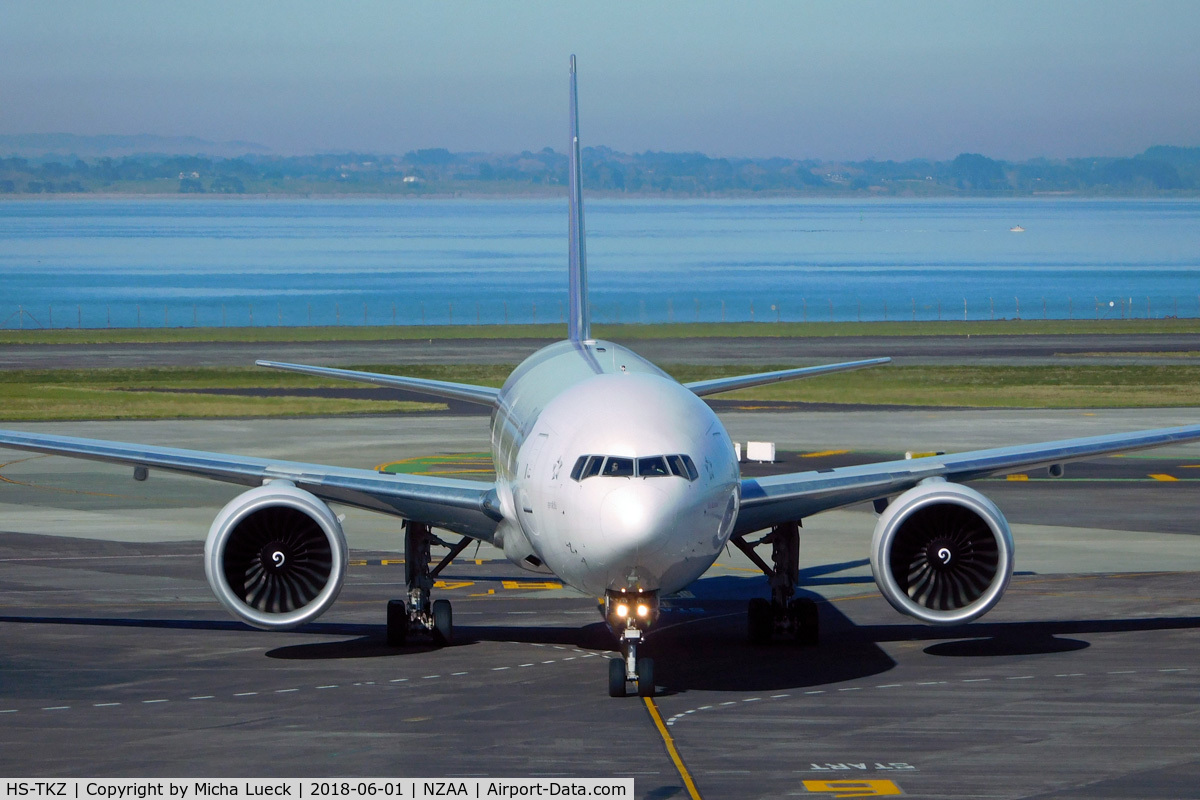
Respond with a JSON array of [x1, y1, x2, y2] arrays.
[[255, 360, 500, 406], [0, 429, 501, 540], [685, 357, 891, 397], [736, 423, 1200, 536]]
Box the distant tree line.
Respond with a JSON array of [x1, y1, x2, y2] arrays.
[[1, 145, 1198, 196]]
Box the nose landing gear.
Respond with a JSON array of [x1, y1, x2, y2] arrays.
[[604, 591, 658, 697], [387, 520, 471, 646], [734, 521, 820, 645]]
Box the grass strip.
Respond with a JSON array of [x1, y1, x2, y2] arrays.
[[1, 363, 1198, 421]]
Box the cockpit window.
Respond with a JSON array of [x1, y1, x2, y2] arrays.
[[571, 453, 697, 482], [638, 456, 670, 477], [602, 457, 635, 477]]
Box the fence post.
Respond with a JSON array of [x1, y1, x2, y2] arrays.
[[107, 304, 111, 328], [963, 298, 967, 321], [249, 303, 254, 325]]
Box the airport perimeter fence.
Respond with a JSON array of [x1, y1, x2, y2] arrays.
[[4, 293, 1200, 330]]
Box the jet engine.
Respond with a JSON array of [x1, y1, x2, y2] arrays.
[[204, 483, 347, 630], [870, 480, 1013, 625]]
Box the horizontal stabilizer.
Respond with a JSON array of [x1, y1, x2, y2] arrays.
[[256, 360, 500, 406], [684, 357, 891, 397]]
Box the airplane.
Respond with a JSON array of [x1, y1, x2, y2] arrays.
[[2, 56, 1200, 699]]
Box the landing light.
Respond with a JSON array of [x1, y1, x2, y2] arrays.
[[616, 603, 629, 618], [636, 604, 649, 618]]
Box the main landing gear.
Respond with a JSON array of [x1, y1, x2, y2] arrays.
[[603, 591, 659, 698], [387, 520, 471, 647], [732, 521, 820, 646]]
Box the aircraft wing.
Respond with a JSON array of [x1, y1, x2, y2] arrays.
[[684, 358, 891, 397], [256, 360, 500, 406], [734, 423, 1200, 536], [0, 429, 502, 540]]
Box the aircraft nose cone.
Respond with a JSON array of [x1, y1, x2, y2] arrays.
[[599, 483, 673, 555]]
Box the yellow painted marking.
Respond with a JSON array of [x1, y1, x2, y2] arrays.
[[433, 580, 474, 590], [1181, 465, 1200, 469], [381, 559, 405, 565], [468, 589, 497, 596], [501, 580, 563, 590], [1006, 474, 1030, 481], [802, 449, 851, 458], [1149, 473, 1179, 482], [644, 697, 702, 800], [906, 451, 941, 459], [802, 780, 902, 798], [1083, 412, 1096, 416], [348, 559, 367, 567]]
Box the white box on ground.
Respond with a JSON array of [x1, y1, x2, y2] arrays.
[[746, 441, 776, 462], [734, 442, 742, 461]]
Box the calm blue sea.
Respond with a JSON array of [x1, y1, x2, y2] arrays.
[[1, 197, 1198, 328]]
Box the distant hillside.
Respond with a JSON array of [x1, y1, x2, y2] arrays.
[[0, 141, 1198, 197], [0, 133, 271, 159]]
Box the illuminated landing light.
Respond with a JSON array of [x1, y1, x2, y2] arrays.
[[636, 604, 650, 618], [616, 603, 629, 618]]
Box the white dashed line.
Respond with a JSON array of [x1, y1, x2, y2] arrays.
[[838, 687, 861, 692], [1109, 670, 1136, 674], [274, 689, 299, 694], [234, 692, 257, 697], [770, 694, 790, 699], [93, 703, 121, 707], [519, 664, 534, 668], [423, 675, 440, 679], [390, 678, 409, 683], [962, 678, 991, 683], [42, 706, 69, 711], [877, 684, 902, 689], [1055, 673, 1085, 678], [142, 699, 168, 704], [1007, 676, 1034, 681], [452, 672, 468, 676], [492, 667, 510, 671], [1160, 668, 1188, 672], [189, 695, 214, 700]]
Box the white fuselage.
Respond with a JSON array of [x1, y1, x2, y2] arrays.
[[488, 339, 741, 597]]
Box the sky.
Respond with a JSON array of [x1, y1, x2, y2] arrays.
[[3, 0, 1199, 161]]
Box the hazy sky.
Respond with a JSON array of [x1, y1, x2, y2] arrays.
[[3, 1, 1198, 161]]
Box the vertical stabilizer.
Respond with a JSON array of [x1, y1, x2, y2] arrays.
[[567, 55, 591, 342]]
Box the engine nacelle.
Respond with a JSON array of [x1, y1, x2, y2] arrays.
[[204, 483, 348, 630], [870, 481, 1013, 625]]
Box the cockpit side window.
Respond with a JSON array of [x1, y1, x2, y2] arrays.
[[638, 456, 670, 477], [680, 454, 699, 481], [583, 455, 604, 479], [569, 455, 588, 481], [603, 457, 634, 477]]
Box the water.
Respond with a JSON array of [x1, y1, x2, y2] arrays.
[[1, 197, 1198, 328]]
